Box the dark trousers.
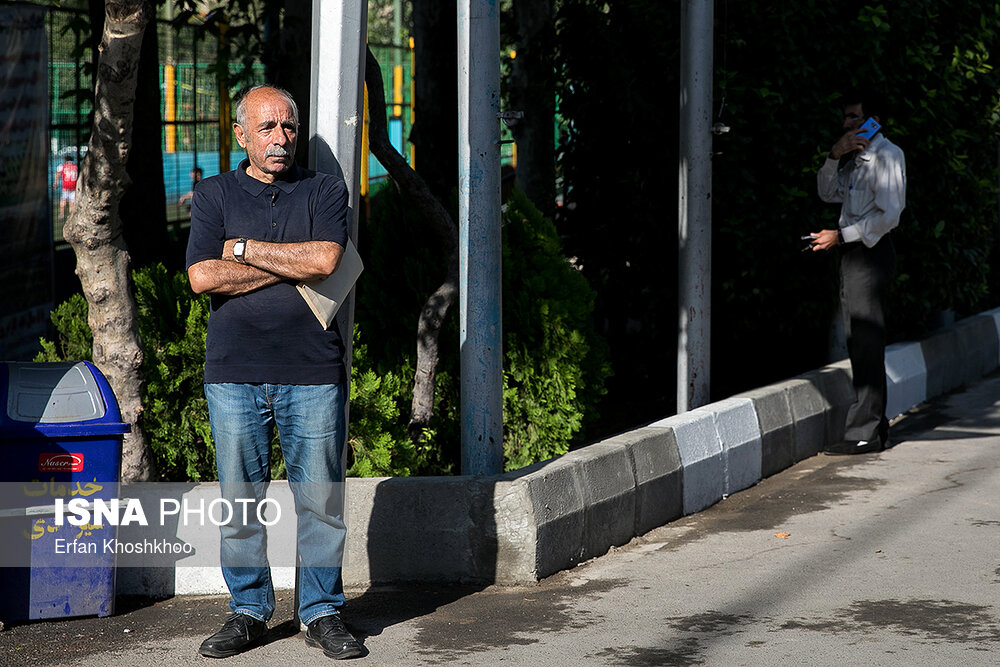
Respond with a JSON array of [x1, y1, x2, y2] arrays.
[[839, 235, 895, 443]]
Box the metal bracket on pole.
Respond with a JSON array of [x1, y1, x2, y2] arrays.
[[498, 110, 524, 126], [497, 110, 524, 144]]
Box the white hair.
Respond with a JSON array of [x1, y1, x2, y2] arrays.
[[234, 84, 299, 128]]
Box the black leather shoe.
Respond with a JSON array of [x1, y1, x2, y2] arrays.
[[824, 439, 883, 455], [198, 613, 268, 658], [305, 613, 365, 659]]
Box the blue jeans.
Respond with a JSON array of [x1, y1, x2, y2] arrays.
[[204, 382, 348, 625]]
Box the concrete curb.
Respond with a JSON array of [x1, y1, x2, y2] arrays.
[[120, 308, 1000, 596], [709, 397, 763, 497], [920, 314, 998, 398], [796, 361, 853, 446], [650, 409, 723, 515], [732, 381, 794, 478], [885, 342, 927, 420]]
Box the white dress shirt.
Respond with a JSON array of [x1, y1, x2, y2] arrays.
[[817, 133, 907, 248]]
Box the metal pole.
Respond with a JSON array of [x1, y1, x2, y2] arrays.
[[306, 0, 368, 625], [677, 0, 713, 413], [217, 15, 231, 173], [309, 0, 368, 373], [393, 0, 402, 55], [458, 0, 503, 476], [161, 2, 175, 159]]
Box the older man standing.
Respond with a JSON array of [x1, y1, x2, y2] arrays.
[[810, 89, 906, 455], [186, 84, 363, 660]]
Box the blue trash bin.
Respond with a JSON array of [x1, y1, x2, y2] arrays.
[[0, 361, 130, 622]]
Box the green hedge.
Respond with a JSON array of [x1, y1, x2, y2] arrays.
[[37, 192, 609, 478], [35, 267, 412, 480]]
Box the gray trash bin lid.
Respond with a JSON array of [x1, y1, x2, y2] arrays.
[[1, 361, 129, 438]]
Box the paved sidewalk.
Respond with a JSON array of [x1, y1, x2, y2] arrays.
[[3, 373, 1000, 666]]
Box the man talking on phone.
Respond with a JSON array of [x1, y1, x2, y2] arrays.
[[808, 89, 906, 454]]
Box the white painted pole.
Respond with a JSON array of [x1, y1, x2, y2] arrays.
[[309, 0, 367, 377], [458, 0, 503, 476], [305, 0, 367, 623], [678, 0, 713, 413]]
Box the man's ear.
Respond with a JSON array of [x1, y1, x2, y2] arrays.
[[233, 123, 246, 149]]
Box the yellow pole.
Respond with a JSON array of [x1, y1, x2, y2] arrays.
[[392, 64, 403, 118], [409, 36, 416, 168], [508, 50, 516, 169], [361, 83, 369, 197], [164, 63, 176, 153]]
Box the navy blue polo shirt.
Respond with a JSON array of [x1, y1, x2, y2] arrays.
[[185, 159, 350, 385]]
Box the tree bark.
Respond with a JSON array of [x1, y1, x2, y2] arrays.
[[120, 12, 169, 269], [261, 0, 312, 168], [62, 0, 153, 483], [511, 0, 556, 214], [411, 0, 458, 204], [365, 47, 459, 444]]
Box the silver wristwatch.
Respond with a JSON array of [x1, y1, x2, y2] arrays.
[[233, 238, 248, 263]]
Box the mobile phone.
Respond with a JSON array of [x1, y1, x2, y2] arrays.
[[857, 117, 881, 140]]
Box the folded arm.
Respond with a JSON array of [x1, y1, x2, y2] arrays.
[[188, 240, 344, 295], [226, 239, 343, 282], [187, 259, 282, 295]]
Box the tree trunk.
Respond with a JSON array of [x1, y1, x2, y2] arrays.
[[62, 0, 153, 483], [120, 12, 169, 269], [261, 0, 312, 168], [365, 47, 459, 444], [411, 0, 458, 205], [511, 0, 556, 214]]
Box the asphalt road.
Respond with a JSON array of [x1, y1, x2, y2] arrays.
[[3, 373, 1000, 666]]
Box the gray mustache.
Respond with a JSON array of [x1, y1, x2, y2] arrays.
[[265, 146, 290, 158]]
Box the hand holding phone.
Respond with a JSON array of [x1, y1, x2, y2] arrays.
[[856, 117, 881, 140], [803, 229, 841, 252], [832, 118, 878, 158]]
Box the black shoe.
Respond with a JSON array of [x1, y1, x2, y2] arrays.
[[305, 613, 365, 659], [198, 613, 268, 658], [824, 439, 883, 455]]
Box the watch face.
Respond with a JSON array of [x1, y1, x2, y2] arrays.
[[234, 241, 245, 259]]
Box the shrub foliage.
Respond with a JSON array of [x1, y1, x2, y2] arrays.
[[38, 189, 609, 479], [554, 0, 1000, 407]]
